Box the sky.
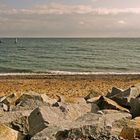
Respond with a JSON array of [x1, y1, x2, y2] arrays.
[[0, 0, 140, 37]]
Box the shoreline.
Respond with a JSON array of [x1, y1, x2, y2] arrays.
[[0, 72, 139, 79]]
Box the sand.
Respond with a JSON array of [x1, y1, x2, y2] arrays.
[[0, 73, 140, 99]]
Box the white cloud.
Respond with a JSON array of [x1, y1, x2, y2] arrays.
[[118, 20, 126, 25], [1, 3, 140, 16]]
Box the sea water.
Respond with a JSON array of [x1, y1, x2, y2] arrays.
[[0, 38, 140, 73]]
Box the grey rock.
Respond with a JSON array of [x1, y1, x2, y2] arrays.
[[10, 116, 29, 134], [106, 87, 123, 98], [96, 96, 129, 112], [110, 86, 140, 108], [28, 106, 65, 136], [130, 97, 140, 118], [15, 93, 44, 110], [30, 110, 131, 140]]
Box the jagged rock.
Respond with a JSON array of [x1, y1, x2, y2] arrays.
[[120, 117, 140, 140], [28, 106, 65, 136], [91, 103, 99, 113], [106, 87, 123, 98], [53, 97, 91, 119], [0, 93, 17, 104], [40, 94, 57, 105], [0, 110, 32, 124], [0, 94, 17, 111], [101, 110, 131, 135], [86, 96, 101, 103], [62, 102, 91, 120], [84, 90, 100, 101], [10, 116, 29, 134], [96, 96, 129, 112], [130, 98, 140, 118], [0, 124, 25, 140], [110, 86, 140, 108], [15, 93, 44, 110], [28, 100, 91, 136], [30, 111, 131, 140]]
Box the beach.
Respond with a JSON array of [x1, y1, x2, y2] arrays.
[[0, 73, 140, 99]]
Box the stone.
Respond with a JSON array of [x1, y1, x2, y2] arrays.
[[0, 110, 32, 124], [84, 90, 100, 101], [120, 117, 140, 140], [15, 93, 44, 110], [63, 102, 91, 120], [130, 98, 140, 118], [86, 96, 101, 103], [28, 106, 65, 136], [10, 116, 29, 135], [2, 93, 17, 105], [96, 96, 129, 112], [0, 124, 25, 140], [106, 87, 123, 98], [91, 103, 99, 113], [40, 94, 57, 105], [110, 86, 140, 108], [101, 110, 131, 136], [30, 110, 131, 140]]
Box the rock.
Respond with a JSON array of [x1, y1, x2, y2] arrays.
[[10, 116, 29, 135], [0, 94, 17, 111], [84, 90, 100, 101], [40, 94, 57, 105], [130, 98, 140, 118], [96, 96, 129, 112], [106, 87, 123, 98], [28, 106, 65, 136], [101, 110, 131, 135], [120, 117, 140, 140], [86, 96, 101, 103], [91, 103, 99, 113], [15, 93, 44, 110], [63, 102, 91, 120], [2, 93, 17, 107], [30, 110, 131, 140], [110, 86, 140, 108], [0, 110, 32, 124], [0, 124, 25, 140]]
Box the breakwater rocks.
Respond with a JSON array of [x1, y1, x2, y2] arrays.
[[1, 83, 140, 140]]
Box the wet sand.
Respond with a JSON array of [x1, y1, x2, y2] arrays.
[[0, 73, 140, 99]]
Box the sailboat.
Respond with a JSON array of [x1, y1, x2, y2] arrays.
[[15, 38, 17, 43]]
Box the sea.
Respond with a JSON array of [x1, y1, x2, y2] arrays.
[[0, 38, 140, 73]]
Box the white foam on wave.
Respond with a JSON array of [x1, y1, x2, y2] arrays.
[[0, 70, 140, 76]]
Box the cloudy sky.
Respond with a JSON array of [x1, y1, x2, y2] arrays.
[[0, 0, 140, 37]]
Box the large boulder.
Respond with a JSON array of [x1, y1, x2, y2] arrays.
[[15, 93, 58, 110], [96, 96, 129, 112], [28, 106, 66, 136], [0, 124, 25, 140], [28, 99, 91, 136], [110, 86, 140, 108], [30, 111, 131, 140], [120, 117, 140, 140]]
